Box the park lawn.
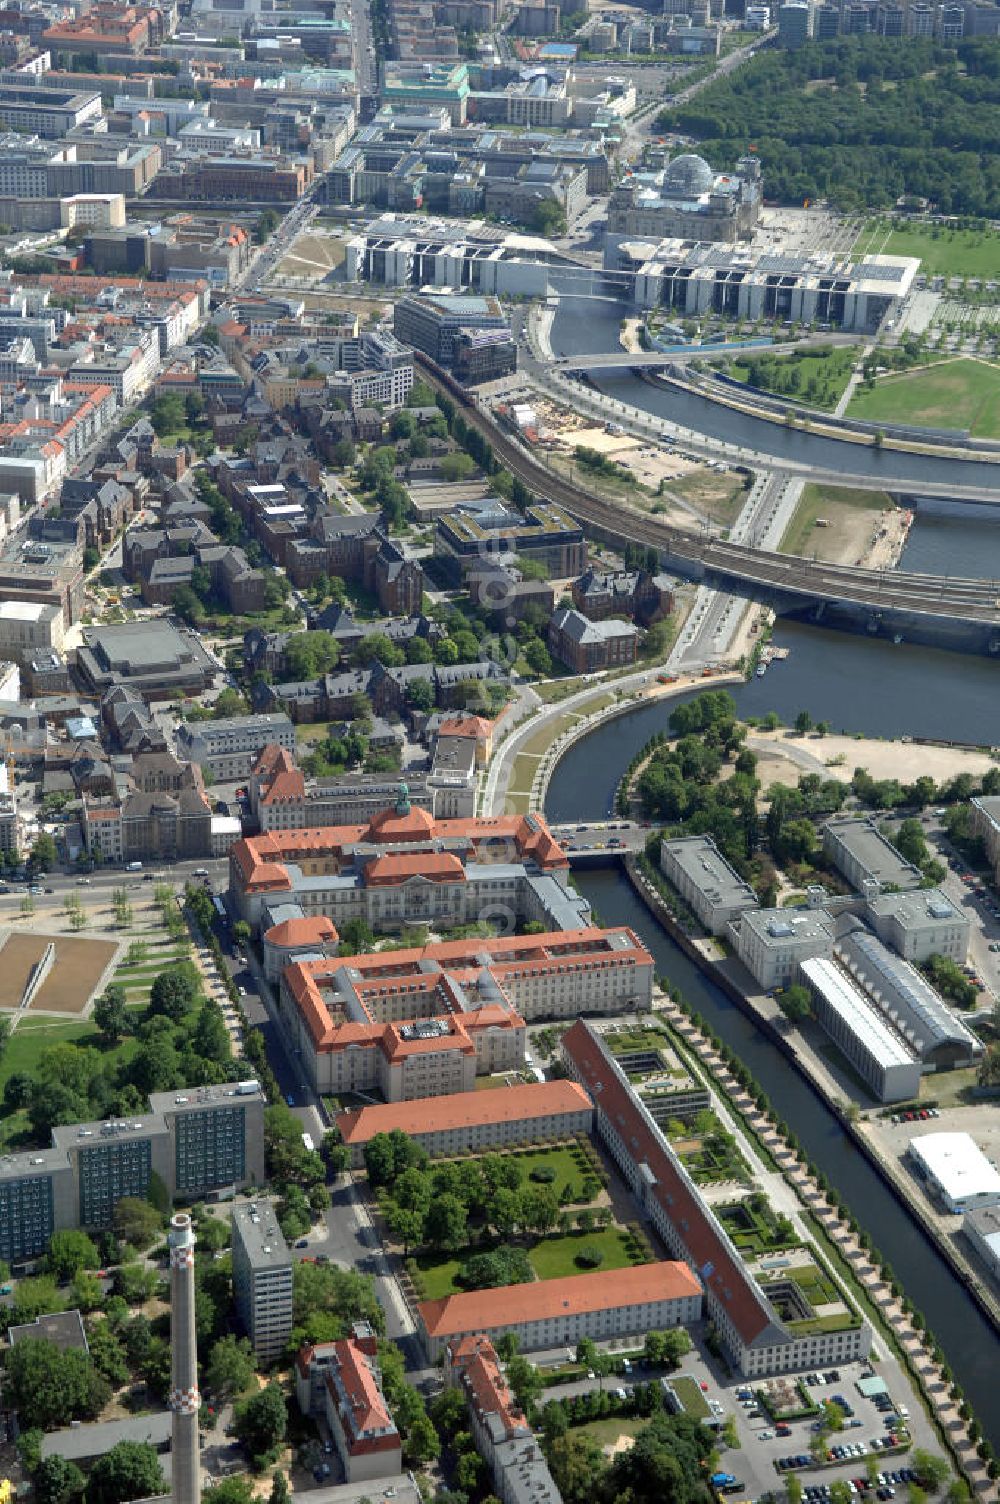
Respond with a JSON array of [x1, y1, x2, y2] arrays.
[[413, 1251, 465, 1299], [858, 219, 1000, 279], [846, 357, 1000, 438], [0, 1017, 142, 1150], [572, 1415, 646, 1452], [668, 1375, 711, 1419], [725, 344, 857, 411], [527, 1226, 642, 1281], [606, 1028, 669, 1057], [778, 484, 890, 560]]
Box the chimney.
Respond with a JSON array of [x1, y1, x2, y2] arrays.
[[168, 1213, 201, 1504]]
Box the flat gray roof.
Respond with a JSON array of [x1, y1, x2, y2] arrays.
[[663, 834, 758, 909], [233, 1201, 293, 1270], [823, 818, 923, 891], [739, 906, 835, 946], [41, 1412, 172, 1463]]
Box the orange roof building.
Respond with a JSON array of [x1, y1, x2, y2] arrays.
[[336, 1079, 593, 1166], [295, 1330, 401, 1483], [561, 1021, 872, 1378], [419, 1261, 703, 1360], [278, 927, 653, 1102], [233, 792, 591, 941], [447, 1335, 561, 1504]]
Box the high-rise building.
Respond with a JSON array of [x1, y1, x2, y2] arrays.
[[169, 1214, 201, 1504], [778, 0, 813, 41], [232, 1201, 294, 1364]]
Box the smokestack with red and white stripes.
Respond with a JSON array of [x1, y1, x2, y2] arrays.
[[168, 1213, 200, 1504]]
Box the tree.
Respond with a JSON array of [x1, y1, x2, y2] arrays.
[[46, 1229, 99, 1283], [206, 1335, 257, 1401], [547, 1433, 608, 1504], [912, 1452, 950, 1492], [339, 918, 376, 955], [269, 1473, 290, 1504], [149, 963, 200, 1022], [829, 1482, 853, 1504], [204, 1482, 255, 1504], [4, 1070, 33, 1109], [404, 1412, 440, 1465], [506, 1355, 545, 1415], [6, 1339, 110, 1429], [112, 1197, 163, 1250], [94, 986, 130, 1044], [524, 639, 553, 677], [424, 1192, 467, 1252], [233, 920, 251, 949], [34, 1456, 86, 1504], [794, 710, 813, 735], [114, 1262, 158, 1305], [70, 1270, 104, 1313], [31, 832, 57, 871], [778, 984, 812, 1023], [234, 1383, 287, 1465], [89, 1443, 166, 1504]]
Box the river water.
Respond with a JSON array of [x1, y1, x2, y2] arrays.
[[544, 296, 1000, 1442]]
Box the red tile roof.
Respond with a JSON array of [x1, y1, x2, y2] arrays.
[[364, 851, 465, 885], [419, 1262, 702, 1339], [324, 1339, 396, 1450], [264, 915, 338, 948], [336, 1079, 591, 1145], [561, 1020, 775, 1350]]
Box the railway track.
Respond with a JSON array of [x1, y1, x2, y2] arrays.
[[414, 353, 1000, 627]]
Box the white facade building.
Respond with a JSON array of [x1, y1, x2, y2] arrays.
[[800, 956, 923, 1103], [733, 906, 835, 990], [909, 1132, 1000, 1215]]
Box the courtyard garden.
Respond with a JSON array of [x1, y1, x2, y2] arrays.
[[716, 1192, 803, 1259]]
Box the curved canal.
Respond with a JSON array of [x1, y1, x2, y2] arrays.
[[544, 298, 1000, 1444]]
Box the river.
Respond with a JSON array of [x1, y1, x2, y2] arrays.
[[544, 296, 1000, 1444]]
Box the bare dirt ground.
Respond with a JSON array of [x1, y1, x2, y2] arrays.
[[749, 729, 997, 784], [0, 931, 119, 1013]]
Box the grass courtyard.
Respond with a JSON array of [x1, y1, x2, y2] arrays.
[[413, 1225, 650, 1300], [846, 357, 1000, 438], [856, 219, 1000, 279]]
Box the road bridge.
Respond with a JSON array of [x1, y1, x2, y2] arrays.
[[416, 353, 1000, 654], [552, 336, 855, 371]]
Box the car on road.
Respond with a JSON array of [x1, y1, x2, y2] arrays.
[[286, 1094, 295, 1106], [296, 1239, 309, 1248]]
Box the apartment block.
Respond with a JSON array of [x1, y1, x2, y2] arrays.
[[176, 713, 296, 782], [0, 1081, 265, 1264], [296, 1329, 402, 1482], [336, 1079, 593, 1167], [446, 1336, 562, 1504], [232, 1200, 294, 1363]]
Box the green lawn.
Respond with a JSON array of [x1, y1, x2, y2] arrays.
[[572, 1416, 645, 1451], [505, 1144, 595, 1202], [605, 1029, 669, 1057], [668, 1375, 711, 1419], [527, 1226, 643, 1281], [857, 219, 1000, 279], [778, 484, 890, 559], [846, 357, 1000, 438]]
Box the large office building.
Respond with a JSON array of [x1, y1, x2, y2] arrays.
[[249, 745, 476, 832], [230, 797, 590, 936], [0, 1081, 266, 1265], [393, 290, 511, 365], [419, 1261, 702, 1361], [971, 795, 1000, 884], [177, 713, 296, 782], [0, 600, 65, 660], [435, 499, 586, 585], [613, 242, 920, 336], [75, 620, 217, 698], [733, 905, 837, 991], [799, 956, 923, 1103], [562, 1021, 871, 1376], [336, 1079, 593, 1167], [822, 816, 924, 894], [909, 1132, 1000, 1215], [660, 834, 759, 936], [280, 926, 653, 1099], [0, 84, 102, 136], [232, 1200, 294, 1363]]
